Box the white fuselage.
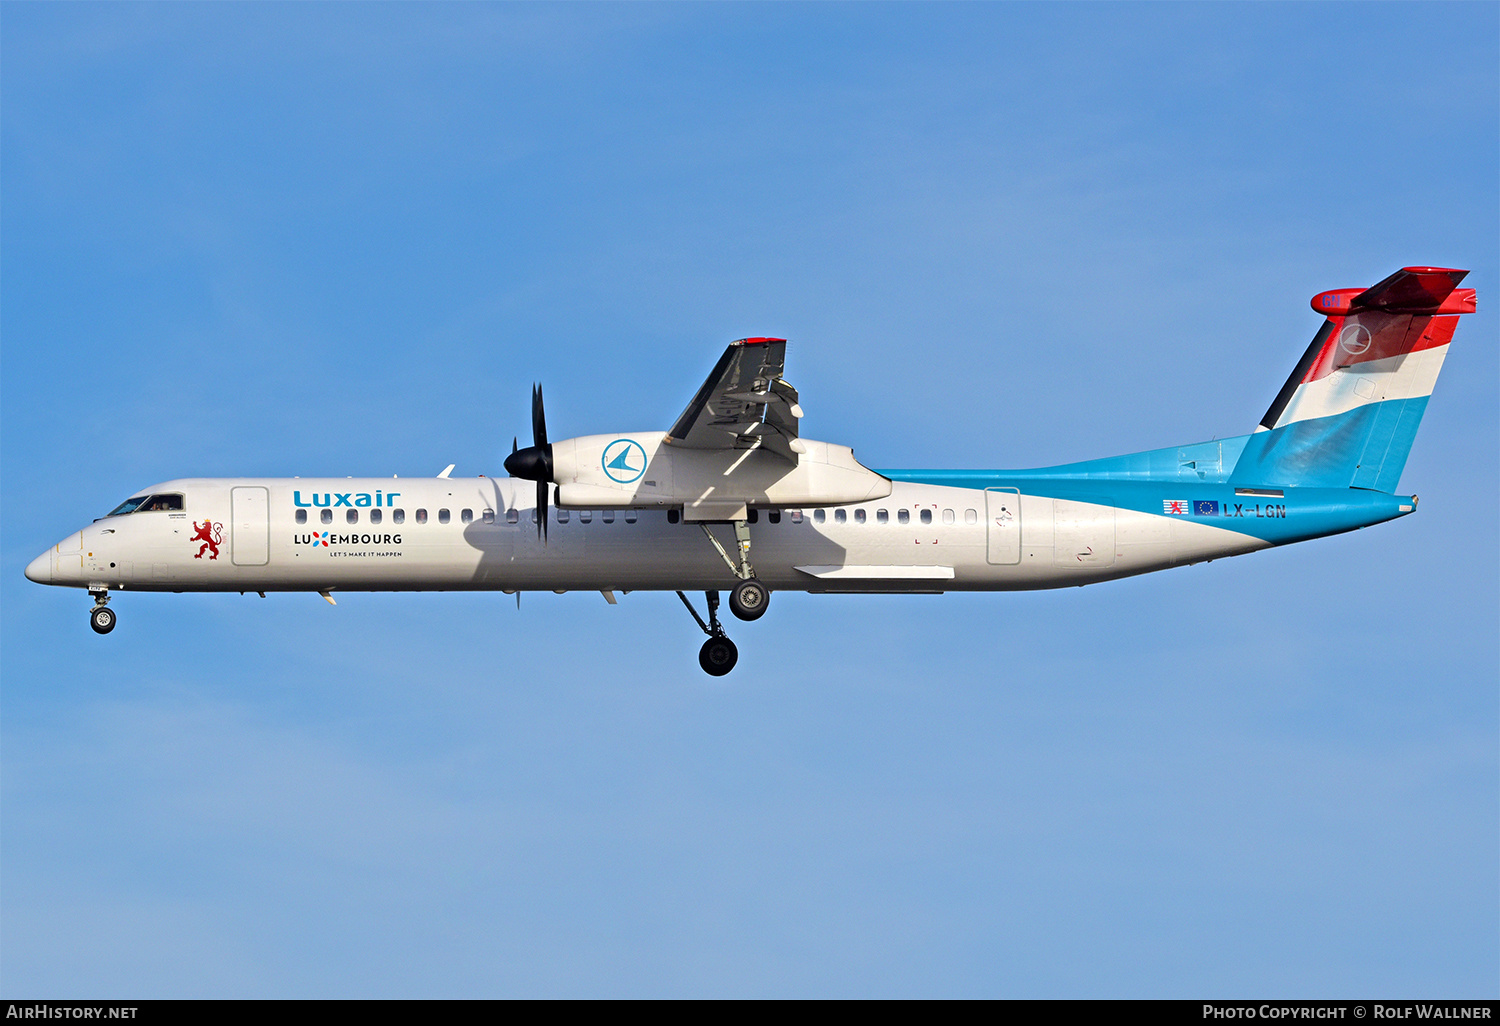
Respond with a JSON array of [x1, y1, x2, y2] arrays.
[[29, 476, 1266, 596]]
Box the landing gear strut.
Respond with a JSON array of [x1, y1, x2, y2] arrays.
[[89, 589, 116, 635], [678, 590, 738, 676], [698, 519, 772, 622]]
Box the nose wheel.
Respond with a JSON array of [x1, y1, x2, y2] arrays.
[[89, 591, 116, 635], [677, 590, 738, 676]]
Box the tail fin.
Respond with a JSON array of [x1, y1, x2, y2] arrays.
[[1230, 267, 1475, 491]]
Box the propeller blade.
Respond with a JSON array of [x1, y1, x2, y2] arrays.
[[512, 436, 518, 456], [537, 480, 549, 543], [532, 384, 548, 450]]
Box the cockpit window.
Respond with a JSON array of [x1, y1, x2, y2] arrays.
[[108, 493, 185, 516]]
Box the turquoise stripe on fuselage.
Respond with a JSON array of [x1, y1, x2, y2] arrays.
[[879, 471, 1415, 544], [926, 436, 1252, 485]]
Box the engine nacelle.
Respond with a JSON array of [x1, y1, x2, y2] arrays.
[[551, 432, 891, 519]]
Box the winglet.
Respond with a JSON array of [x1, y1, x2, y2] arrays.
[[437, 464, 455, 478]]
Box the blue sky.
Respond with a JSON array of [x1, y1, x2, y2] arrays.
[[3, 3, 1496, 997]]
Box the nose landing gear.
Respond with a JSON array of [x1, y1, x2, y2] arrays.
[[677, 590, 738, 676], [89, 589, 116, 635]]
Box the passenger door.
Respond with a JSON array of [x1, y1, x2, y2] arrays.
[[985, 487, 1022, 565]]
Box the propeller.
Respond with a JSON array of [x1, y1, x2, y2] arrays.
[[503, 383, 554, 542]]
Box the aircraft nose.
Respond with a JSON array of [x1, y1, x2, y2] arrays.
[[24, 549, 52, 584]]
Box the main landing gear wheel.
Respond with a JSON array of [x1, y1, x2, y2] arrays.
[[729, 577, 769, 621], [699, 636, 738, 676], [90, 606, 116, 635], [678, 590, 741, 677]]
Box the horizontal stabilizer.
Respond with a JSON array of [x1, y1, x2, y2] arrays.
[[1353, 266, 1472, 312]]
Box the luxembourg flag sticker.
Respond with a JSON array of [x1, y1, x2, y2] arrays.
[[1163, 500, 1189, 515]]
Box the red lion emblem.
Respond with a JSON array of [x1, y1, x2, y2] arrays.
[[191, 520, 223, 560]]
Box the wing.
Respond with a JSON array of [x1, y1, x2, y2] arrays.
[[664, 337, 806, 462]]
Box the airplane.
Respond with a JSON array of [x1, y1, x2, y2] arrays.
[[25, 266, 1477, 675]]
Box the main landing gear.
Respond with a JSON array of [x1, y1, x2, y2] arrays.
[[678, 591, 738, 676], [677, 516, 777, 675], [698, 520, 771, 622], [89, 589, 116, 635]]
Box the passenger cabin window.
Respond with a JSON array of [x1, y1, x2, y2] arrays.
[[876, 509, 889, 524], [461, 509, 473, 524], [370, 508, 382, 525], [416, 509, 428, 524], [578, 510, 591, 524], [835, 509, 847, 524], [855, 509, 867, 524], [321, 509, 333, 525], [747, 510, 758, 524], [920, 509, 932, 525], [964, 508, 978, 525], [790, 510, 803, 524], [625, 511, 637, 524], [296, 509, 307, 525], [942, 509, 955, 525], [505, 509, 518, 524], [347, 509, 359, 524], [768, 510, 781, 524], [813, 509, 826, 524], [667, 510, 679, 524], [556, 509, 569, 524], [483, 509, 495, 524], [603, 511, 615, 524], [438, 509, 450, 524], [898, 510, 910, 525], [393, 509, 406, 524]]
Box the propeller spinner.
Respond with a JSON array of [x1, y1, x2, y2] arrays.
[[504, 383, 554, 541]]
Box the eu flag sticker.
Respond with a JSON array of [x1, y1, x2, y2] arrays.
[[1193, 500, 1219, 516]]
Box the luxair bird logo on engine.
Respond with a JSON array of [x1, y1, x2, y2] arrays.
[[601, 439, 647, 484]]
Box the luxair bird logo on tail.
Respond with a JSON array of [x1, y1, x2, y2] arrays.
[[191, 520, 223, 560]]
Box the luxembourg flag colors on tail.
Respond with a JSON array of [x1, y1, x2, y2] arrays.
[[1230, 267, 1476, 492]]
